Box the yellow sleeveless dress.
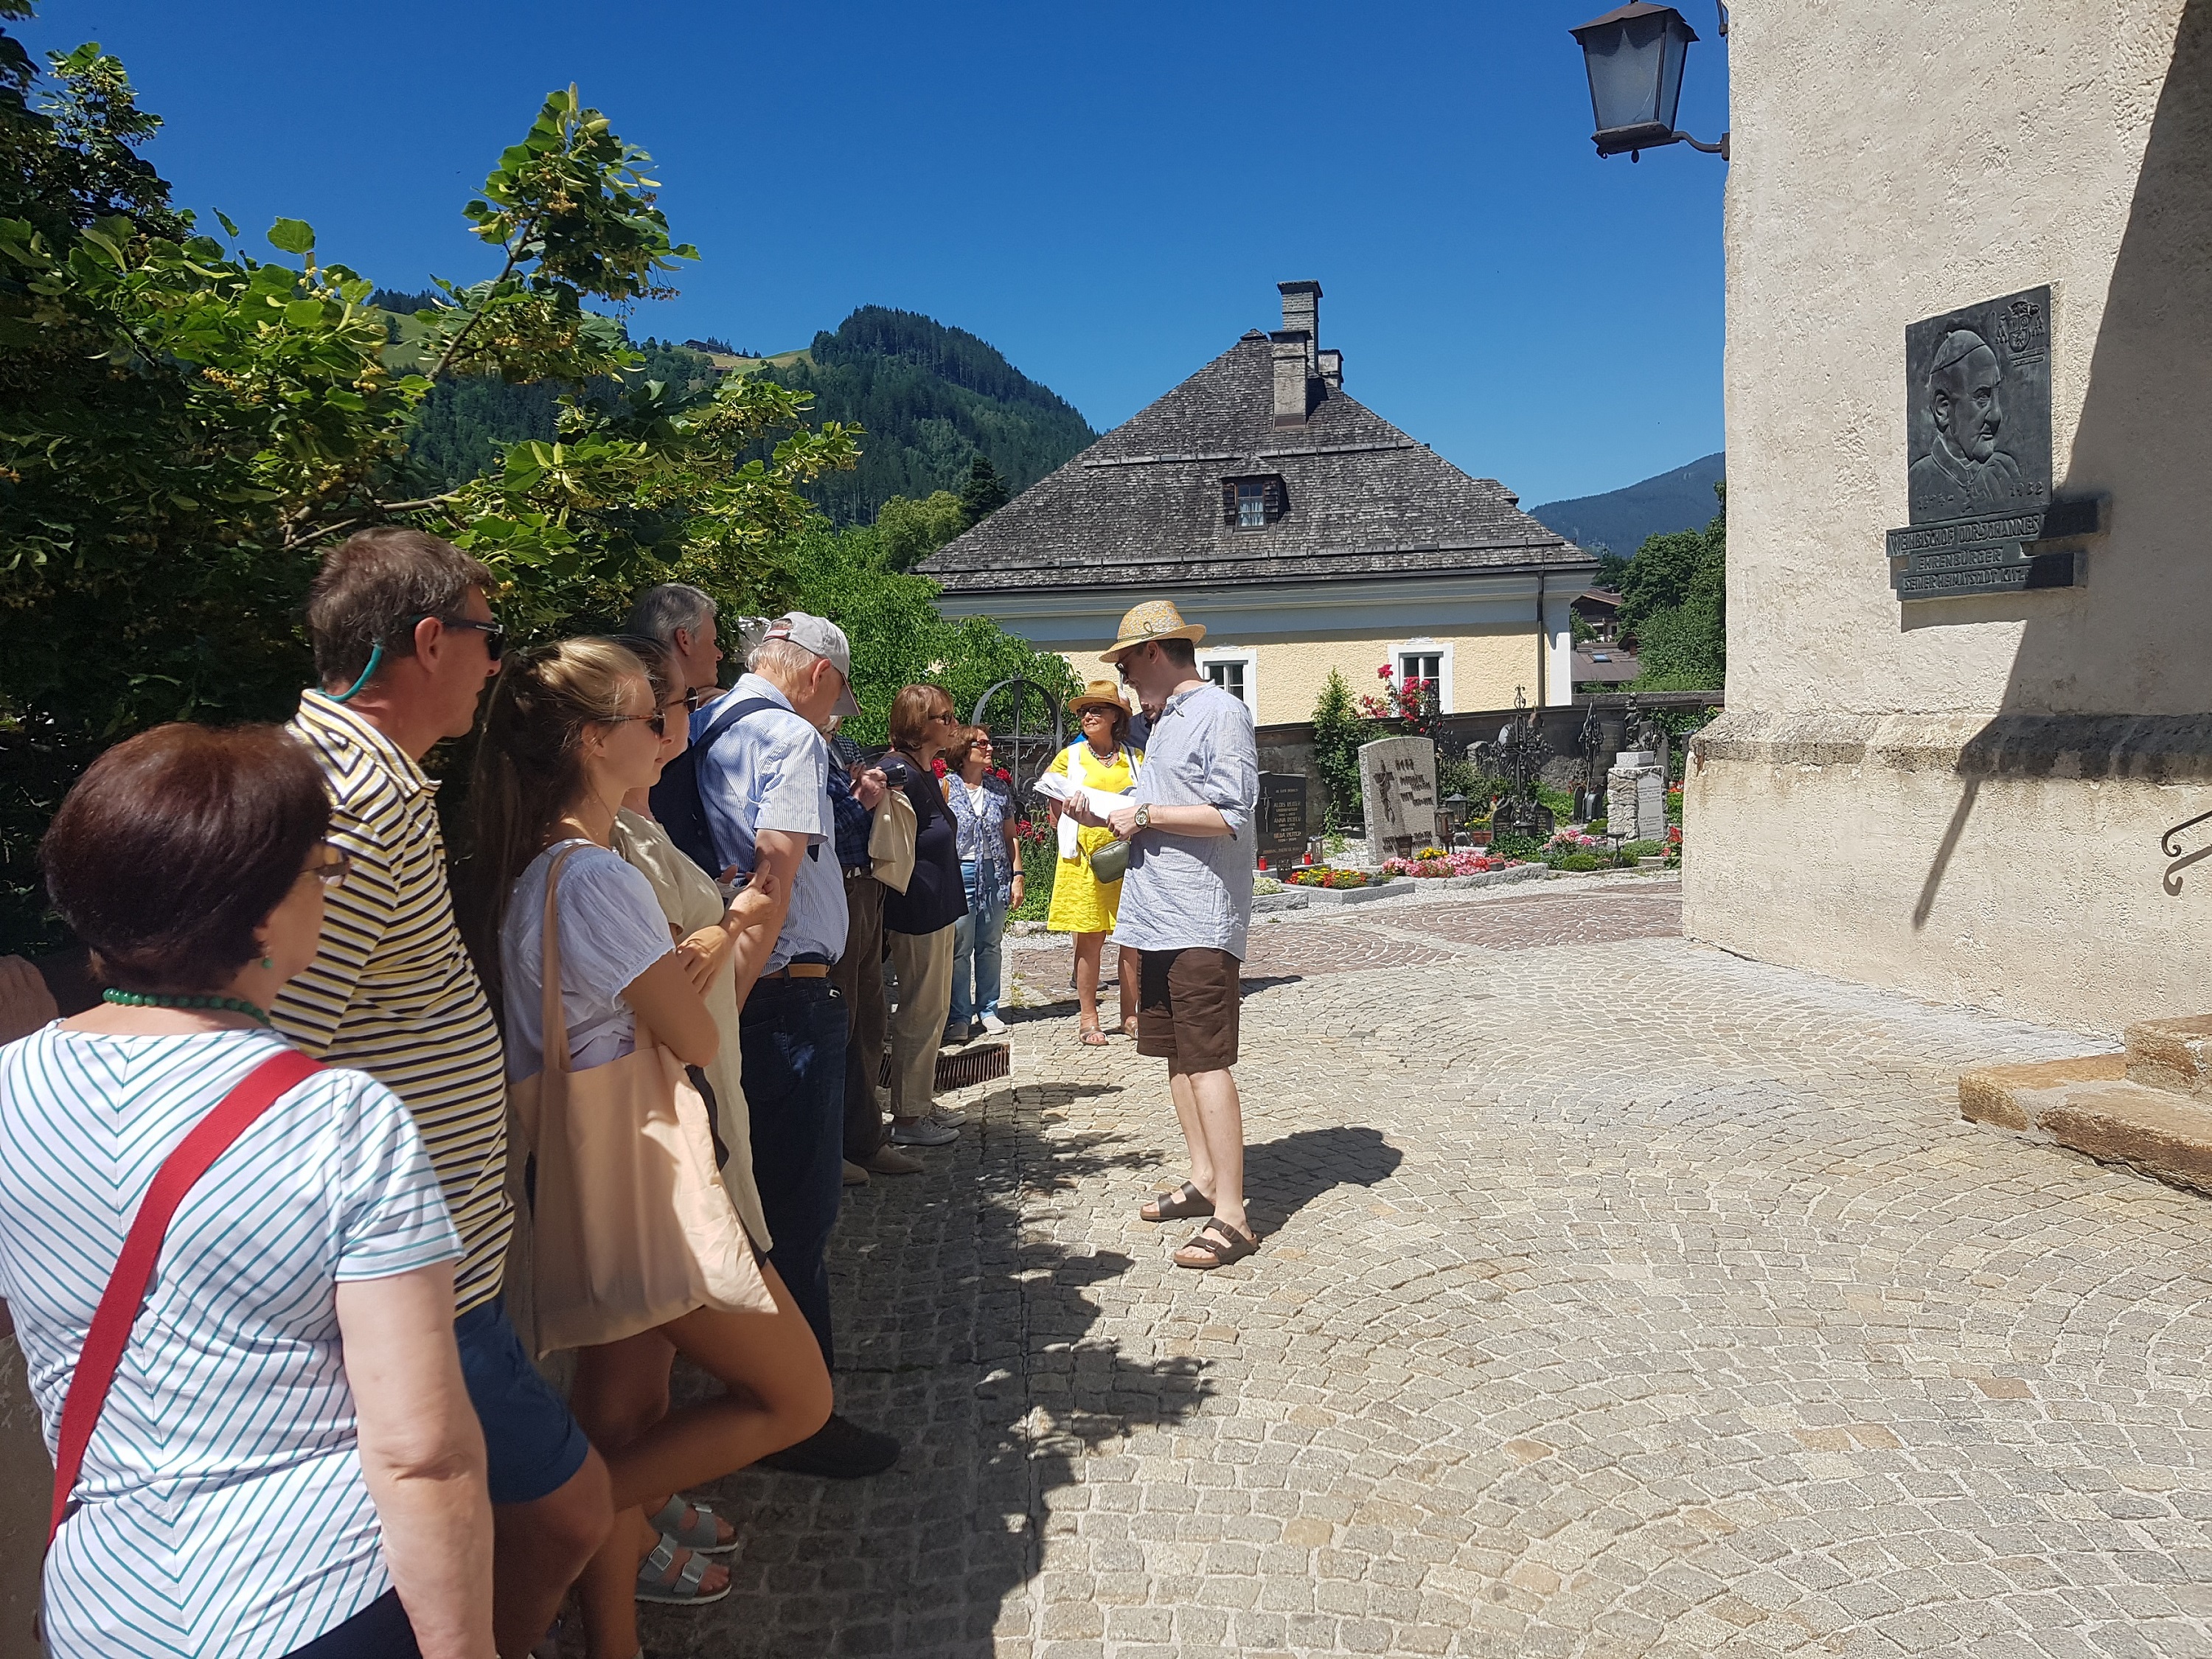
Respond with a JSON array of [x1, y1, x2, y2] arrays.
[[1043, 740, 1141, 935]]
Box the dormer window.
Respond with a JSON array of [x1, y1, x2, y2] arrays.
[[1220, 474, 1288, 529]]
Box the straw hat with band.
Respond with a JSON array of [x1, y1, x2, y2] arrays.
[[1097, 599, 1205, 665], [1068, 679, 1130, 718]]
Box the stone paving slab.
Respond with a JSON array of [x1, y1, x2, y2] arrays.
[[632, 882, 2212, 1659]]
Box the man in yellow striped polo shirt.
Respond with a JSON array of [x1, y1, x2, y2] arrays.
[[272, 528, 611, 1659]]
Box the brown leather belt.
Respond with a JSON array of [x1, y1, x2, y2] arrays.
[[763, 963, 831, 979]]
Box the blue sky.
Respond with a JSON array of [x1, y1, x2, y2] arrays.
[[19, 1, 1728, 507]]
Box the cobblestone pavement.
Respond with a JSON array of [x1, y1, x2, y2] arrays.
[[641, 876, 2212, 1659]]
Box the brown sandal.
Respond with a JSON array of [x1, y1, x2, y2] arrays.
[[1174, 1217, 1259, 1270], [1141, 1181, 1214, 1222], [1120, 1016, 1140, 1039], [1079, 1025, 1108, 1046]]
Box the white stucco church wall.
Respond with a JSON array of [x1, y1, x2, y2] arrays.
[[1684, 0, 2212, 1035]]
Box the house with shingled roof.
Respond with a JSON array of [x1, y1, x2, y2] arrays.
[[919, 280, 1596, 726]]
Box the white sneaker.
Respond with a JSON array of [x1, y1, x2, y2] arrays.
[[928, 1104, 968, 1129], [978, 1012, 1009, 1035], [890, 1117, 959, 1147]]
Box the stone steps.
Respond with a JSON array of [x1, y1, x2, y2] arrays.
[[1961, 1014, 2212, 1196]]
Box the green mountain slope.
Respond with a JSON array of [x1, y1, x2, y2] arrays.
[[1527, 451, 1725, 561], [366, 293, 1096, 522], [768, 307, 1097, 525]]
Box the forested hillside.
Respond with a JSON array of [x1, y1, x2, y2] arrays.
[[368, 293, 1096, 521], [768, 307, 1097, 524], [371, 288, 725, 486]]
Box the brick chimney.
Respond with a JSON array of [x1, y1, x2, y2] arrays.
[[1270, 332, 1312, 427], [1317, 348, 1342, 390], [1278, 280, 1321, 367]]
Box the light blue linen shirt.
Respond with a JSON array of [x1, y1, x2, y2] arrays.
[[697, 673, 848, 972], [1109, 681, 1258, 960]]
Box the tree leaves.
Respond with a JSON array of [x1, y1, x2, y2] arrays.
[[265, 216, 314, 255], [0, 32, 852, 952]]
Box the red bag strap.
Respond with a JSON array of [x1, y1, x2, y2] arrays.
[[48, 1046, 323, 1545]]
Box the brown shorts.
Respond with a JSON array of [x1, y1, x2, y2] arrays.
[[1135, 947, 1242, 1072]]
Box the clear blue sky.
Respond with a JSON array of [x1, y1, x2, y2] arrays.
[[20, 1, 1728, 507]]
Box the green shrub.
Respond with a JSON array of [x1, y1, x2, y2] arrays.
[[1491, 832, 1546, 860], [1310, 669, 1364, 830], [1619, 840, 1666, 860], [1584, 815, 1608, 835], [1009, 834, 1057, 920], [1559, 852, 1603, 872]]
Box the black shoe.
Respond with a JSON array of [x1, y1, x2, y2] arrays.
[[762, 1413, 901, 1478]]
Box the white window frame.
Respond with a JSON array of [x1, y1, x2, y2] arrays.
[[1387, 638, 1454, 713], [1196, 647, 1259, 719]]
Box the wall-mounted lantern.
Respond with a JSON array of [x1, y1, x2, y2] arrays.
[[1570, 1, 1728, 161]]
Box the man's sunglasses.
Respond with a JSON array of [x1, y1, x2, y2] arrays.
[[408, 613, 505, 658]]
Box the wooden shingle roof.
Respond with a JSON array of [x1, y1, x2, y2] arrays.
[[919, 331, 1590, 594]]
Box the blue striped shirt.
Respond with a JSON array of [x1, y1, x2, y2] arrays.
[[0, 1026, 460, 1659]]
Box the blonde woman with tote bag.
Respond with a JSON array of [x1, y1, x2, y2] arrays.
[[462, 639, 831, 1659]]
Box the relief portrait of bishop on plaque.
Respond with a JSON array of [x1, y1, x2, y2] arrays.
[[1905, 285, 2052, 525]]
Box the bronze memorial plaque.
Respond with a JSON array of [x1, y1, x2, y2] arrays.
[[1887, 285, 2098, 600]]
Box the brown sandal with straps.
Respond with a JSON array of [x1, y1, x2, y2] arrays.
[[1141, 1181, 1214, 1222], [1174, 1217, 1259, 1270]]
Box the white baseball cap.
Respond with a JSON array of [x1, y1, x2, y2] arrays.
[[764, 611, 861, 718]]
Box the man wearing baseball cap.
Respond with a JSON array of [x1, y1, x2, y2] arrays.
[[696, 611, 900, 1476]]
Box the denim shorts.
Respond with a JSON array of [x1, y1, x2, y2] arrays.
[[453, 1299, 592, 1505]]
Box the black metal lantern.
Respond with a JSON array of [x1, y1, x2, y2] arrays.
[[1571, 2, 1728, 161], [1441, 791, 1469, 844]]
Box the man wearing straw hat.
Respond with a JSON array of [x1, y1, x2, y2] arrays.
[[1073, 599, 1262, 1270]]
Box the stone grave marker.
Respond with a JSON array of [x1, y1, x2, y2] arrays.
[[1359, 735, 1438, 861], [1256, 773, 1308, 869], [1607, 748, 1669, 841]]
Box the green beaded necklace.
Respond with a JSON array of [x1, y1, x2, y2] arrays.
[[101, 989, 274, 1028]]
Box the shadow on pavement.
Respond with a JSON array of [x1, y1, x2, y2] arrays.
[[644, 1079, 1209, 1658], [1244, 1124, 1404, 1238]]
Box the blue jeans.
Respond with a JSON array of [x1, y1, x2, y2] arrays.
[[739, 976, 847, 1367], [948, 859, 1007, 1029]]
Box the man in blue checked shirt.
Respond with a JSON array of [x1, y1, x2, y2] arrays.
[[695, 612, 901, 1479], [824, 724, 916, 1182]]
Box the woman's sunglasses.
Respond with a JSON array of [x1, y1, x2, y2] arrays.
[[608, 712, 671, 738]]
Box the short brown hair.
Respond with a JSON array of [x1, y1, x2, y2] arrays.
[[43, 724, 330, 993], [942, 724, 992, 770], [306, 527, 495, 690], [888, 684, 953, 751]]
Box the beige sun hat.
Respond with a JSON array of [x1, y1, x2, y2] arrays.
[[1068, 679, 1130, 717], [1098, 599, 1206, 664]]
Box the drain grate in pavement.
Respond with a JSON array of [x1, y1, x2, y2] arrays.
[[878, 1039, 1009, 1092]]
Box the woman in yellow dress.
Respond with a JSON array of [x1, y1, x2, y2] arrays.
[[1045, 681, 1143, 1045]]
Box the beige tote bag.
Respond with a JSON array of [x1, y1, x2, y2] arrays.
[[508, 844, 773, 1357], [870, 786, 917, 894]]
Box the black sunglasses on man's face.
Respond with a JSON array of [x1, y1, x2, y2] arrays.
[[408, 613, 505, 659]]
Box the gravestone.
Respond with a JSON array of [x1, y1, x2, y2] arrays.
[[1607, 749, 1667, 841], [1256, 773, 1309, 867], [1359, 735, 1439, 861]]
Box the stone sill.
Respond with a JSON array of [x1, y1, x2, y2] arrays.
[[1692, 709, 2212, 781]]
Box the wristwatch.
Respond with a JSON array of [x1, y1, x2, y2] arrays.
[[1134, 804, 1151, 830]]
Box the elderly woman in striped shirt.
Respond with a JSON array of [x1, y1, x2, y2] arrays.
[[0, 724, 492, 1659]]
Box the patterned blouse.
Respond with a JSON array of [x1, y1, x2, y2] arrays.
[[945, 772, 1017, 904]]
